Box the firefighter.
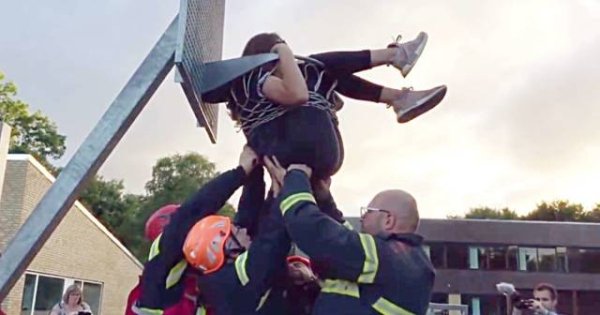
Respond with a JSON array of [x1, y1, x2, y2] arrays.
[[264, 156, 435, 315], [133, 145, 260, 314], [181, 157, 293, 315]]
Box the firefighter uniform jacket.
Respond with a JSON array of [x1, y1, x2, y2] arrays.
[[136, 166, 248, 313], [279, 170, 436, 315], [197, 193, 291, 315]]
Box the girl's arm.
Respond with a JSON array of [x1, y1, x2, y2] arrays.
[[262, 43, 309, 106]]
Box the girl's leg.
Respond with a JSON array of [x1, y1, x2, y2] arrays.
[[334, 74, 409, 104], [333, 73, 448, 123], [309, 50, 372, 75], [309, 32, 429, 77]]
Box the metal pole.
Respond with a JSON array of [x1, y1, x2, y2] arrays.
[[0, 16, 179, 300]]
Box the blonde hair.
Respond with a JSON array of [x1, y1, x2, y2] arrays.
[[62, 284, 82, 305]]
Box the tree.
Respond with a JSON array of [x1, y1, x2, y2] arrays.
[[463, 207, 520, 220], [525, 200, 586, 222], [0, 71, 66, 169], [78, 175, 142, 234], [127, 153, 237, 260], [144, 153, 219, 206], [579, 203, 600, 222]]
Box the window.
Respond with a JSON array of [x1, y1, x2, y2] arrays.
[[20, 273, 103, 315], [507, 246, 518, 270], [568, 248, 600, 273], [20, 274, 36, 315], [556, 247, 568, 272], [430, 293, 448, 304], [424, 242, 445, 268], [446, 243, 469, 269], [34, 275, 64, 313], [463, 294, 506, 315], [487, 247, 508, 270], [537, 248, 557, 272], [469, 247, 484, 269], [518, 247, 538, 271], [468, 246, 508, 270], [83, 282, 102, 315]]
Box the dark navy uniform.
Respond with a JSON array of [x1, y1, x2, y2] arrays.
[[136, 166, 248, 314], [197, 193, 291, 315], [279, 170, 435, 315]]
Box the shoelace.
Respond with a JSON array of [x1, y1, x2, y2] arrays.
[[387, 34, 407, 67], [389, 34, 402, 47]]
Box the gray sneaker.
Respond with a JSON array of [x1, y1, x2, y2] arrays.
[[391, 85, 447, 123], [388, 32, 428, 77]]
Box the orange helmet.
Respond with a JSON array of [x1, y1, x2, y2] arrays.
[[145, 204, 180, 241], [183, 215, 232, 274]]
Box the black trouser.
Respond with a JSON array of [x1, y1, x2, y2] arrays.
[[310, 50, 383, 103], [248, 50, 383, 178]]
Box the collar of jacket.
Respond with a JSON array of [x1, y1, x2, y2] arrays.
[[377, 232, 424, 246]]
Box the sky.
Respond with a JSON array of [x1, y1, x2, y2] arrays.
[[1, 0, 599, 218]]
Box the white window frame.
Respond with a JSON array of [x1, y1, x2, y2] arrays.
[[21, 272, 104, 315]]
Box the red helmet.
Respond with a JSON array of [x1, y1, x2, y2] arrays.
[[287, 255, 311, 268], [145, 204, 180, 241]]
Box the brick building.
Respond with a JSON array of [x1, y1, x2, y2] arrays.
[[1, 124, 142, 315]]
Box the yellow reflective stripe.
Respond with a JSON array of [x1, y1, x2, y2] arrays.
[[255, 288, 272, 311], [357, 234, 378, 283], [320, 279, 359, 298], [280, 192, 316, 215], [165, 260, 187, 289], [235, 251, 250, 285], [343, 221, 354, 230], [135, 307, 164, 315], [196, 306, 207, 315], [148, 234, 162, 260], [372, 297, 414, 315]]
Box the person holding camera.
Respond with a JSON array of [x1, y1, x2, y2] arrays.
[[49, 284, 93, 315], [510, 283, 562, 315]]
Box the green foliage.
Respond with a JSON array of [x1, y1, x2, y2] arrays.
[[460, 200, 600, 223], [0, 71, 66, 170], [129, 153, 237, 261], [525, 200, 586, 222], [464, 207, 519, 220]]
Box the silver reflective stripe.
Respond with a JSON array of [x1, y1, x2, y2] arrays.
[[255, 288, 272, 311], [372, 297, 414, 315], [357, 234, 378, 283], [235, 251, 250, 285]]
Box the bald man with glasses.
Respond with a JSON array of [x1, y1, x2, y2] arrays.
[[264, 157, 435, 315]]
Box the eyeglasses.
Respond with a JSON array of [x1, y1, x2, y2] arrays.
[[360, 206, 391, 217]]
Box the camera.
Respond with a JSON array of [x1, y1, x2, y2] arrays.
[[512, 296, 534, 310], [496, 282, 532, 310], [77, 312, 92, 315]]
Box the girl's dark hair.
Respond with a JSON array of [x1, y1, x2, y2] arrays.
[[242, 32, 283, 56], [228, 33, 284, 124]]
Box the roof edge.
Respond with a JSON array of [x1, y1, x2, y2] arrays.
[[7, 154, 143, 269]]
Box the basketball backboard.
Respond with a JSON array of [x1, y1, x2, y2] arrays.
[[175, 0, 225, 143]]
